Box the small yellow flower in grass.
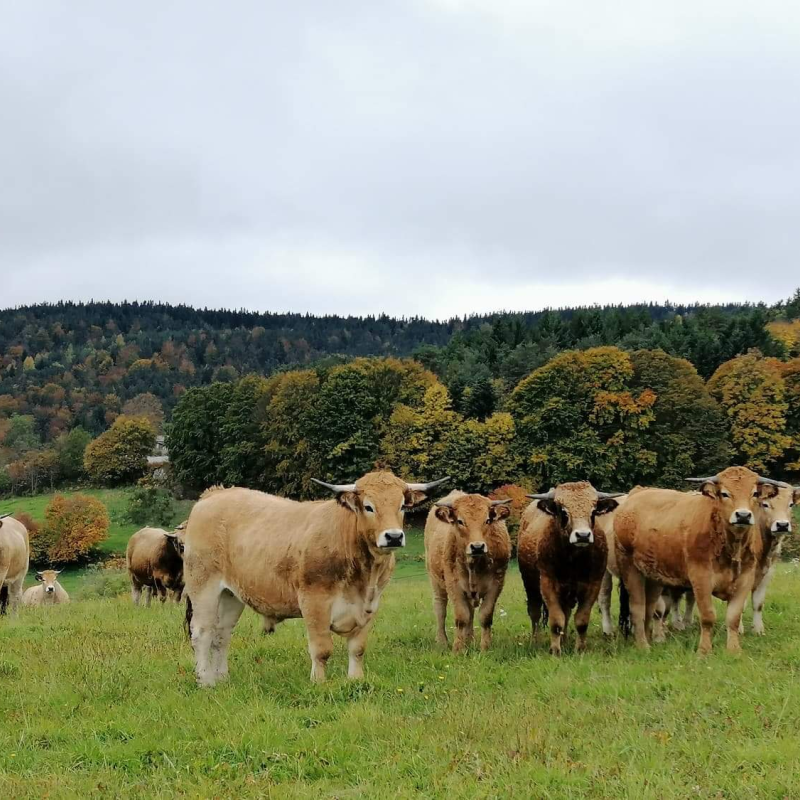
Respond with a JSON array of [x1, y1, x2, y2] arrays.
[[424, 695, 429, 700], [396, 687, 404, 693], [438, 675, 445, 680]]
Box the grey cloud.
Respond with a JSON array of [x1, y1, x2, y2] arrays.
[[1, 1, 799, 316]]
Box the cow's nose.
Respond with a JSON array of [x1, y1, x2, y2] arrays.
[[46, 586, 54, 593], [380, 529, 405, 548], [775, 521, 791, 534], [734, 510, 753, 525], [469, 541, 487, 556], [572, 529, 593, 545]]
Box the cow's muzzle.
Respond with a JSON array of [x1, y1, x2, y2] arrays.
[[378, 529, 405, 548], [772, 520, 791, 534], [731, 509, 754, 526], [468, 541, 487, 557], [46, 586, 55, 593], [570, 529, 593, 546]]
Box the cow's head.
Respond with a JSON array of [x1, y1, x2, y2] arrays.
[[756, 482, 799, 537], [35, 569, 62, 595], [528, 482, 622, 547], [163, 530, 185, 556], [435, 494, 512, 558], [313, 471, 449, 551], [686, 467, 782, 534]]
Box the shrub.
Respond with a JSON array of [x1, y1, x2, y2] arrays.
[[76, 566, 129, 600], [125, 484, 176, 527], [43, 494, 110, 564]]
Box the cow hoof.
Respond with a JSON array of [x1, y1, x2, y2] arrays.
[[549, 647, 561, 657], [671, 621, 685, 632]]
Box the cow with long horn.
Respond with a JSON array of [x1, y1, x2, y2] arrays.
[[614, 466, 781, 654], [424, 491, 512, 652], [517, 482, 623, 655], [183, 471, 449, 685]]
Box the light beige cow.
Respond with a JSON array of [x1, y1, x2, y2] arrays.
[[22, 570, 69, 606], [0, 514, 29, 616], [183, 471, 448, 686], [424, 491, 512, 653]]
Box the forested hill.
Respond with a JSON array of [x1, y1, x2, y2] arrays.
[[1, 294, 799, 442]]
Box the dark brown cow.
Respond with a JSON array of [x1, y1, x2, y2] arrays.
[[518, 482, 621, 655], [126, 526, 185, 605], [614, 466, 781, 654]]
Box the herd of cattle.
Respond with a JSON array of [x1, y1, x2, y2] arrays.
[[0, 465, 797, 686]]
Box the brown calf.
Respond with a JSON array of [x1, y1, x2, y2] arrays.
[[424, 491, 512, 653]]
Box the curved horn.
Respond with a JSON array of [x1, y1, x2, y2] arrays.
[[406, 476, 451, 492], [596, 491, 625, 499], [163, 531, 178, 539], [490, 498, 513, 506], [526, 488, 556, 500], [756, 476, 791, 488], [435, 498, 455, 508], [311, 478, 357, 494], [685, 476, 719, 484]]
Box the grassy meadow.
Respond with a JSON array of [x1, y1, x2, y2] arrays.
[[2, 529, 800, 799]]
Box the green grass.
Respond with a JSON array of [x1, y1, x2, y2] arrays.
[[3, 557, 800, 798]]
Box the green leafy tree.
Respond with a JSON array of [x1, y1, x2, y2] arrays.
[[125, 484, 176, 527], [55, 427, 93, 480], [84, 415, 156, 485]]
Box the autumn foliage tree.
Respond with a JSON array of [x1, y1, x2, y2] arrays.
[[41, 494, 110, 564], [707, 352, 791, 473], [84, 415, 156, 485]]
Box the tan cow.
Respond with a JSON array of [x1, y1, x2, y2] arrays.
[[126, 526, 186, 605], [424, 491, 512, 653], [0, 514, 29, 616], [744, 483, 799, 635], [614, 466, 781, 654], [183, 471, 448, 685], [22, 570, 69, 606], [518, 482, 622, 655]]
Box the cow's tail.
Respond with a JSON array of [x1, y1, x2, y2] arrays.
[[184, 595, 193, 639], [618, 578, 631, 638]]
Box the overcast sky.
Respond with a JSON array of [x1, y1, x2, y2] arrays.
[[2, 1, 799, 319]]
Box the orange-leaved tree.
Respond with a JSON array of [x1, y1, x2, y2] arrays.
[[43, 494, 110, 564]]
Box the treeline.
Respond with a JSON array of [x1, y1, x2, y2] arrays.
[[167, 348, 800, 498], [1, 293, 800, 495]]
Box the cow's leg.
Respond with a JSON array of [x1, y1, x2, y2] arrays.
[[478, 581, 504, 652], [650, 585, 667, 644], [262, 615, 279, 635], [130, 575, 143, 606], [346, 619, 375, 680], [189, 585, 223, 687], [521, 568, 543, 644], [619, 561, 649, 649], [144, 585, 153, 608], [682, 591, 696, 628], [539, 575, 566, 656], [300, 597, 335, 682], [210, 589, 244, 682], [452, 593, 474, 654], [171, 587, 183, 603], [155, 580, 168, 604], [725, 574, 754, 654], [574, 584, 600, 653], [751, 565, 775, 636], [688, 571, 715, 656], [667, 590, 685, 631], [598, 571, 614, 636], [432, 585, 449, 647], [8, 574, 24, 616]]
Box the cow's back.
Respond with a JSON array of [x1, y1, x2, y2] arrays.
[[614, 488, 710, 585], [184, 487, 338, 617], [127, 527, 167, 577], [0, 518, 29, 583]]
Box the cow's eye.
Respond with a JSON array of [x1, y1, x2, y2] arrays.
[[364, 503, 375, 513], [721, 491, 731, 498], [761, 502, 770, 509], [457, 519, 466, 527]]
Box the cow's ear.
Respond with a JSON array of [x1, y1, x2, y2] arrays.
[[699, 481, 718, 499], [595, 498, 619, 516], [489, 504, 511, 522], [758, 483, 779, 500], [337, 492, 361, 513], [793, 487, 800, 505], [405, 490, 428, 508], [35, 572, 44, 582], [537, 498, 558, 517], [435, 505, 456, 524]]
